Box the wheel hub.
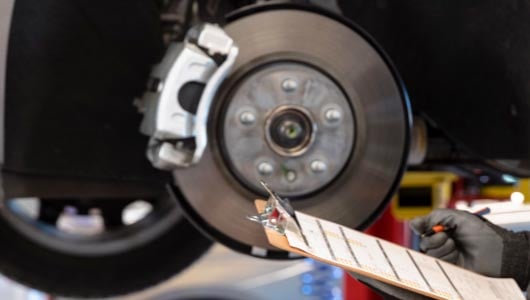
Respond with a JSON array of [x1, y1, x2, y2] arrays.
[[221, 62, 354, 196], [266, 105, 314, 156]]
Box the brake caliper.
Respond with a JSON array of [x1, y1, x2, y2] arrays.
[[139, 24, 238, 169]]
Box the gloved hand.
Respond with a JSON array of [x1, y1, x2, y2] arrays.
[[410, 209, 530, 290]]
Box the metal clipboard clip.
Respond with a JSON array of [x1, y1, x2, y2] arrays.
[[248, 181, 309, 247]]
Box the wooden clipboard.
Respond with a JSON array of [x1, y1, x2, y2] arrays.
[[254, 199, 447, 300], [255, 200, 444, 298]]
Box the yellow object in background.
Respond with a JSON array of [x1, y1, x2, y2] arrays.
[[519, 179, 530, 203], [391, 172, 457, 221], [480, 179, 529, 203], [392, 173, 530, 221], [480, 185, 517, 199]]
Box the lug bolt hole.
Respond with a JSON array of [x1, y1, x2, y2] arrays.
[[285, 170, 297, 182]]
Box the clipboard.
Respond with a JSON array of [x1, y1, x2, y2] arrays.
[[250, 182, 525, 300], [253, 199, 447, 300]]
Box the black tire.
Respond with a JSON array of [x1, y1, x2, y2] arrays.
[[1, 1, 212, 297], [0, 202, 211, 298]]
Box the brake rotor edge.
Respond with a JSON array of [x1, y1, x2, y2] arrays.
[[172, 5, 412, 259]]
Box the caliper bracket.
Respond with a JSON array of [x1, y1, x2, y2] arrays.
[[140, 23, 238, 169]]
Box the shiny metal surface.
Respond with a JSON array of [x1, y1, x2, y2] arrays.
[[174, 9, 410, 255], [140, 24, 238, 169], [408, 117, 428, 165], [193, 41, 239, 164], [221, 63, 354, 196], [140, 42, 216, 169], [264, 105, 317, 158]]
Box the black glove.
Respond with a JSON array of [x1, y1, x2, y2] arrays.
[[410, 209, 530, 290]]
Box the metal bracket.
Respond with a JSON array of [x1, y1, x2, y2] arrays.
[[248, 181, 297, 235], [248, 181, 310, 248], [247, 181, 295, 234], [140, 24, 238, 169]]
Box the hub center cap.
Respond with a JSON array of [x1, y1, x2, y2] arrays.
[[266, 106, 316, 157]]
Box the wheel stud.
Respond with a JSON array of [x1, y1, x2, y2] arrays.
[[239, 111, 256, 126], [281, 78, 298, 92], [310, 160, 327, 173], [257, 162, 274, 176], [325, 108, 342, 123]]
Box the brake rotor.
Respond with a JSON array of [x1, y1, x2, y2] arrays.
[[174, 6, 411, 258]]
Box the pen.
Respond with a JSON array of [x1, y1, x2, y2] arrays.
[[421, 207, 491, 238], [472, 206, 491, 216], [421, 224, 456, 238]]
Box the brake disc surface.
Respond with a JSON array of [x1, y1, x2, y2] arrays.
[[174, 7, 411, 258]]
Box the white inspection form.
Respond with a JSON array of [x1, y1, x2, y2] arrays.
[[284, 211, 524, 300]]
